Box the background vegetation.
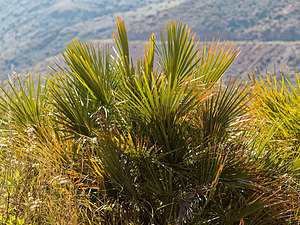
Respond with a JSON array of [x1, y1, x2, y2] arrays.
[[0, 18, 299, 224]]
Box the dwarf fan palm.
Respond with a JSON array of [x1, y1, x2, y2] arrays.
[[47, 18, 300, 224]]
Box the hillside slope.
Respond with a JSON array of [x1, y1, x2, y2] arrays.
[[0, 0, 299, 79], [0, 0, 181, 78], [128, 0, 300, 41]]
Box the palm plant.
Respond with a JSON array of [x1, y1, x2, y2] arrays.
[[47, 18, 299, 224], [249, 72, 300, 176]]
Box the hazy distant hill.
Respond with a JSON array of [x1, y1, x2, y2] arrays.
[[0, 0, 175, 78], [0, 0, 299, 79], [128, 0, 300, 41]]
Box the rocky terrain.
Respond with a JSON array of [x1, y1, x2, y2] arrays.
[[0, 0, 299, 80]]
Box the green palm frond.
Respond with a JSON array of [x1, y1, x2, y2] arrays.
[[156, 21, 200, 87], [195, 79, 249, 145], [49, 71, 97, 136], [61, 39, 117, 107], [113, 17, 135, 79], [49, 39, 119, 136], [0, 74, 49, 133], [198, 39, 239, 85]]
